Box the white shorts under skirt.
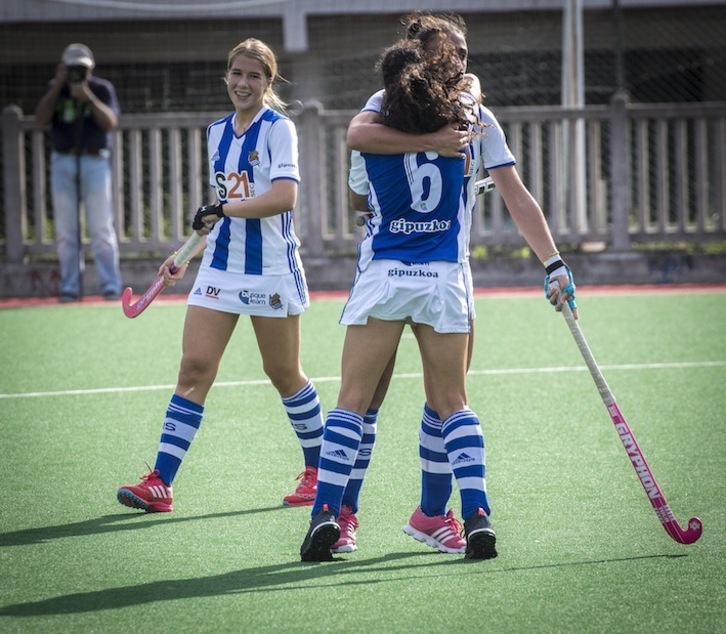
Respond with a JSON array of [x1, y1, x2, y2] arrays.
[[340, 259, 474, 334], [187, 265, 309, 317]]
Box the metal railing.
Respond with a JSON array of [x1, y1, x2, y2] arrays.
[[2, 97, 725, 265]]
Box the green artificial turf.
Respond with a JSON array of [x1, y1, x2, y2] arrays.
[[0, 290, 724, 633]]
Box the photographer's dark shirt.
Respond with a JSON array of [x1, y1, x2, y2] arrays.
[[46, 75, 120, 154]]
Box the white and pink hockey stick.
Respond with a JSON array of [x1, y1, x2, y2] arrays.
[[121, 233, 202, 318], [561, 304, 702, 544]]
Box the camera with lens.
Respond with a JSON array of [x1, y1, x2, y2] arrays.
[[67, 65, 88, 82]]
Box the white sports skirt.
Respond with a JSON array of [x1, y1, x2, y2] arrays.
[[340, 259, 475, 334], [187, 265, 309, 317]]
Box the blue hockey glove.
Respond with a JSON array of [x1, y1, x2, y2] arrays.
[[543, 258, 577, 311]]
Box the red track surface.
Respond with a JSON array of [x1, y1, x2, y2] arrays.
[[1, 283, 724, 310]]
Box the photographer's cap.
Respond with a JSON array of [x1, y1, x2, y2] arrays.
[[62, 43, 94, 68]]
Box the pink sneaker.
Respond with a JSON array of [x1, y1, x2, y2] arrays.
[[283, 466, 318, 507], [117, 468, 173, 513], [332, 505, 359, 553], [403, 506, 466, 553]]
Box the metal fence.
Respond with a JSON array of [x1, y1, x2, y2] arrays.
[[2, 98, 725, 267]]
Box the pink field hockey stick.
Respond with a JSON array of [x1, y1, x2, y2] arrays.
[[121, 232, 202, 318], [561, 304, 702, 544]]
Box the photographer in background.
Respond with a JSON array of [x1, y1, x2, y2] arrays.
[[36, 43, 122, 302]]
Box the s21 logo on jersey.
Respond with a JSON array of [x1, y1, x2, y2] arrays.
[[215, 171, 254, 200]]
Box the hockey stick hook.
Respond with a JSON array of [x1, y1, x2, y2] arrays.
[[121, 233, 202, 318], [561, 304, 702, 545]]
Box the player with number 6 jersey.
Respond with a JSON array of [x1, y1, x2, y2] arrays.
[[337, 11, 575, 560], [357, 148, 469, 266], [300, 36, 499, 562], [355, 89, 515, 273], [331, 12, 502, 556]]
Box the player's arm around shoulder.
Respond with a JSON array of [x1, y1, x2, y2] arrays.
[[347, 110, 467, 158]]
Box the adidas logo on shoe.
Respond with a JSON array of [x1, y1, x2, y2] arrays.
[[117, 468, 173, 513], [402, 507, 466, 554]]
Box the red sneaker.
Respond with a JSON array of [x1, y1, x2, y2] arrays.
[[332, 505, 359, 553], [117, 468, 173, 513], [283, 466, 318, 507], [403, 506, 466, 553]]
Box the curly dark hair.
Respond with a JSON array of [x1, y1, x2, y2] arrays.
[[402, 10, 468, 40], [377, 38, 471, 135], [400, 10, 475, 100]]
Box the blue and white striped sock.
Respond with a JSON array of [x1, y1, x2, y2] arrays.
[[154, 394, 203, 486], [341, 408, 378, 513], [419, 403, 453, 517], [313, 408, 363, 517], [442, 407, 490, 519], [281, 381, 324, 468]]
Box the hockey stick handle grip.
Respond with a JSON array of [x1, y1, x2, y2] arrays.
[[562, 304, 615, 406], [169, 232, 203, 273]]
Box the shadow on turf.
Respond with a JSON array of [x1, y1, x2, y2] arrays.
[[0, 506, 285, 547], [0, 552, 689, 617]]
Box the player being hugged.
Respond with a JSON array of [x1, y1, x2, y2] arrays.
[[117, 38, 323, 513], [300, 36, 498, 562], [333, 11, 578, 559], [300, 27, 576, 561]]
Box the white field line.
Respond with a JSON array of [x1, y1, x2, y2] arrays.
[[1, 360, 724, 400]]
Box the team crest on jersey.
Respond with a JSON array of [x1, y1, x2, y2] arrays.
[[248, 151, 260, 166], [269, 293, 283, 310]]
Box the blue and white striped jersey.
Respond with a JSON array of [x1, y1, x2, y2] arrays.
[[351, 90, 517, 266], [201, 106, 302, 276], [358, 150, 468, 266]]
